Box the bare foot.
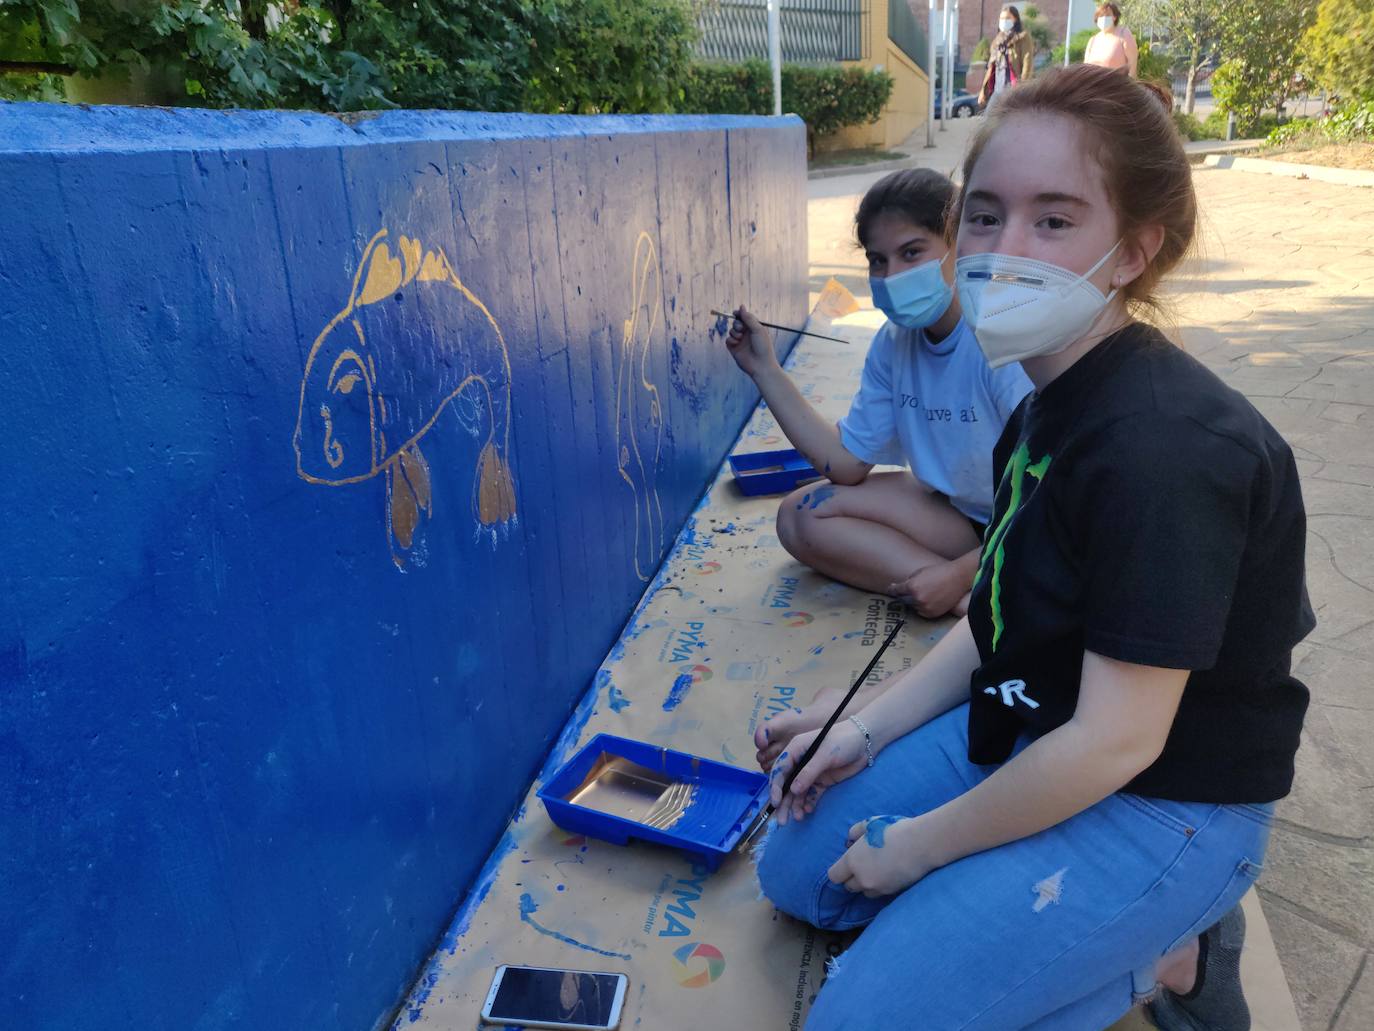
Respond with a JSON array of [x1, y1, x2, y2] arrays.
[[754, 684, 846, 770]]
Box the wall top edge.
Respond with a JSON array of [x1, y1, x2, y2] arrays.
[[0, 102, 805, 155]]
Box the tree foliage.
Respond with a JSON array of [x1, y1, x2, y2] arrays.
[[522, 0, 698, 114], [1212, 0, 1318, 133], [1050, 28, 1096, 66], [1301, 0, 1374, 99], [0, 0, 700, 113]]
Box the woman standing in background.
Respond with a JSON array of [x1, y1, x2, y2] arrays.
[[978, 6, 1035, 110], [1085, 3, 1138, 77]]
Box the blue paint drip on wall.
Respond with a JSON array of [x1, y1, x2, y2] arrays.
[[518, 893, 632, 960], [0, 102, 806, 1031], [663, 673, 695, 712]]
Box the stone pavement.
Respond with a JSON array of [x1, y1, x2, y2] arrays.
[[806, 155, 1374, 1030]]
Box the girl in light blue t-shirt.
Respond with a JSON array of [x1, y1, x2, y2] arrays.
[[726, 169, 1031, 620]]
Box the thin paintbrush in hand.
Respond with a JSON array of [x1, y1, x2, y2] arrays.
[[711, 309, 847, 345], [739, 618, 905, 850]]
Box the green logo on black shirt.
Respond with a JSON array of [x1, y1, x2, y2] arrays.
[[976, 441, 1052, 650]]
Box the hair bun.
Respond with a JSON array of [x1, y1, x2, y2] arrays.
[[1139, 79, 1174, 113]]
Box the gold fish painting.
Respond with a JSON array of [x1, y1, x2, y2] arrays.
[[294, 229, 518, 568], [617, 232, 667, 582]]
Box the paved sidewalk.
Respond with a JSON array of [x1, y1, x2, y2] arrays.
[[807, 163, 1374, 1030]]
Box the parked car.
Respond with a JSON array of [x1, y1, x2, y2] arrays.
[[934, 87, 979, 118]]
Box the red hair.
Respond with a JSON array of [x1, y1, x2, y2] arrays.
[[953, 64, 1195, 319]]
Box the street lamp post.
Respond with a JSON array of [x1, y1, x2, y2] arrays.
[[1063, 0, 1074, 68], [767, 0, 783, 117], [926, 0, 937, 147]]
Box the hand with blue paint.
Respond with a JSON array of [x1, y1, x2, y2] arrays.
[[755, 679, 894, 771], [887, 559, 975, 620], [827, 813, 944, 898], [767, 719, 870, 825], [723, 306, 779, 378], [720, 306, 875, 488]]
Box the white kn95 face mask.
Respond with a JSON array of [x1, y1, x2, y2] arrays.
[[956, 242, 1122, 368]]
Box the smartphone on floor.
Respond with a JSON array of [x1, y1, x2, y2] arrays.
[[481, 964, 628, 1030]]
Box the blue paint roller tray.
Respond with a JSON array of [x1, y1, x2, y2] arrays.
[[727, 448, 822, 496], [538, 734, 769, 871]]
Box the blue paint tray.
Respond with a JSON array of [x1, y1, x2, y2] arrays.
[[538, 734, 769, 871], [727, 448, 822, 496]]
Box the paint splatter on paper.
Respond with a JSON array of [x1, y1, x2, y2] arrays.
[[663, 673, 694, 712], [519, 893, 632, 960]]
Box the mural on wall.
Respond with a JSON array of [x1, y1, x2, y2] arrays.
[[616, 231, 667, 581], [294, 229, 519, 568]]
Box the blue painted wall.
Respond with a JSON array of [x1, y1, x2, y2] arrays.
[[0, 104, 806, 1030]]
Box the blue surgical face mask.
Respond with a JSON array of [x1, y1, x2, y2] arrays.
[[870, 255, 954, 329]]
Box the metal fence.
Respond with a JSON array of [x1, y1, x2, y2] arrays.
[[696, 0, 870, 64], [887, 0, 929, 71]]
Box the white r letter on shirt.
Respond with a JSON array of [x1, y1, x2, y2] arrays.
[[984, 679, 1040, 709]]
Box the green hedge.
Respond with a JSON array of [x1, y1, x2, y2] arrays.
[[681, 59, 894, 151]]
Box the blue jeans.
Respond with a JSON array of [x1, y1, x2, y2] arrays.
[[756, 704, 1273, 1030]]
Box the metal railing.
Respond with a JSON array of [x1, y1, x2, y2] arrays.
[[696, 0, 869, 64], [887, 0, 929, 71]]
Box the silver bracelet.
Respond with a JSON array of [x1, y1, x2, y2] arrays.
[[848, 715, 875, 767]]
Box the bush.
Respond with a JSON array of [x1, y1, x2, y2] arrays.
[[1021, 4, 1053, 55], [1201, 106, 1290, 139], [1266, 120, 1316, 146], [1050, 28, 1096, 66], [1325, 97, 1374, 140], [522, 0, 698, 114], [1265, 97, 1374, 145], [1138, 42, 1173, 87], [972, 37, 991, 62], [681, 60, 894, 152], [1173, 111, 1218, 141], [0, 0, 698, 113]]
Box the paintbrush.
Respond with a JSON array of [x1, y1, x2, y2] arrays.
[[711, 309, 848, 345], [738, 618, 905, 851]]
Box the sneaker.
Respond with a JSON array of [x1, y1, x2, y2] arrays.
[[1147, 904, 1250, 1031]]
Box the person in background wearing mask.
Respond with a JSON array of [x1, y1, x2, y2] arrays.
[[1085, 3, 1138, 77], [978, 5, 1035, 110], [723, 169, 1031, 628]]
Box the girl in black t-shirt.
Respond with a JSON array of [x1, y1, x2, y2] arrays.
[[756, 64, 1312, 1031]]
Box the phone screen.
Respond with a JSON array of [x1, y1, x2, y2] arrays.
[[488, 966, 621, 1027]]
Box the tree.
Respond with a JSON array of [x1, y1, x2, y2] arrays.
[[1212, 0, 1318, 133], [1154, 0, 1224, 113], [1301, 0, 1374, 99]]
